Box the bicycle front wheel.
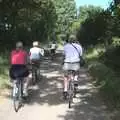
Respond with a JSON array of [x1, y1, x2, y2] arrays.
[[13, 82, 19, 112]]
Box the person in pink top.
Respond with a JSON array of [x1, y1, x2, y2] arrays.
[[11, 49, 27, 65], [9, 41, 30, 96]]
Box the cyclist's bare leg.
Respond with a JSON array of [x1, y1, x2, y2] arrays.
[[63, 73, 70, 99], [64, 76, 68, 92], [74, 71, 79, 87], [23, 76, 31, 96]]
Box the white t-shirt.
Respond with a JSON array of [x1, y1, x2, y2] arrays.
[[30, 47, 44, 60], [64, 43, 83, 63]]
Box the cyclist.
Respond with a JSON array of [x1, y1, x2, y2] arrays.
[[29, 41, 44, 62], [63, 35, 83, 99], [50, 41, 57, 55], [9, 41, 30, 97], [29, 41, 44, 79]]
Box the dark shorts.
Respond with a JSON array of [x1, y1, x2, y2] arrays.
[[9, 65, 29, 79], [30, 59, 40, 69], [51, 49, 55, 54]]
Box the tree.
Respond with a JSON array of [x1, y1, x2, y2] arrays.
[[53, 0, 77, 39], [0, 0, 57, 48], [78, 5, 103, 22], [76, 5, 104, 46]]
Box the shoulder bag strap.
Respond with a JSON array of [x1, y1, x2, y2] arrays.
[[71, 43, 81, 57]]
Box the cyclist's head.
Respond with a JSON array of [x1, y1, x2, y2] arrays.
[[16, 41, 23, 50], [69, 34, 76, 43], [33, 41, 39, 47]]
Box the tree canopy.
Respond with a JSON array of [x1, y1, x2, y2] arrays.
[[0, 0, 57, 48], [0, 0, 120, 49], [53, 0, 77, 39]]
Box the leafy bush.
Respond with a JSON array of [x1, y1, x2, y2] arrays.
[[0, 52, 9, 90], [85, 44, 105, 62], [112, 37, 120, 47], [88, 61, 120, 108]]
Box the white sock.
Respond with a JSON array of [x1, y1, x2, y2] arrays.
[[64, 88, 67, 92]]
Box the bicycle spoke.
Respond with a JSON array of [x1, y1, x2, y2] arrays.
[[68, 80, 74, 108], [13, 83, 20, 112]]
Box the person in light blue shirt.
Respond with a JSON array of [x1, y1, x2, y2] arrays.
[[63, 35, 83, 99]]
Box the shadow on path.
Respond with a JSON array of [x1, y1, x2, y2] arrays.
[[58, 69, 109, 120], [0, 51, 110, 120]]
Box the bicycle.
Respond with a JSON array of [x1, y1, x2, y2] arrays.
[[31, 60, 40, 85], [13, 77, 24, 112], [67, 70, 78, 108]]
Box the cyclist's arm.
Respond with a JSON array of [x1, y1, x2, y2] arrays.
[[29, 49, 33, 63], [80, 46, 83, 56], [38, 48, 44, 61], [40, 48, 44, 56], [62, 48, 65, 64], [25, 51, 30, 65]]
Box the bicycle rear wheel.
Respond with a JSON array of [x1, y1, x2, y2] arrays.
[[37, 68, 40, 81], [68, 81, 74, 108], [32, 67, 37, 85], [13, 80, 22, 112]]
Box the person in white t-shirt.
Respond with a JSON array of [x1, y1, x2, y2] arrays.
[[29, 41, 44, 82], [29, 41, 44, 61], [50, 41, 57, 55]]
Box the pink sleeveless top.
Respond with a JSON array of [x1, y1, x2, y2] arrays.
[[11, 50, 27, 65]]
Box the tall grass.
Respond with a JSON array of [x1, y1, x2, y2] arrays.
[[0, 51, 10, 90], [86, 45, 120, 108]]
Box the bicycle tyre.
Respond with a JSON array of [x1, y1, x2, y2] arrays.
[[36, 68, 40, 81], [68, 80, 73, 108], [13, 79, 22, 112], [13, 81, 20, 112], [32, 68, 36, 85]]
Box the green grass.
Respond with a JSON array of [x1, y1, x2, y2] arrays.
[[85, 44, 105, 62], [0, 52, 10, 91], [86, 45, 120, 109]]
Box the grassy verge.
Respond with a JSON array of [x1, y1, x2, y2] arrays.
[[0, 52, 10, 92], [86, 45, 120, 109]]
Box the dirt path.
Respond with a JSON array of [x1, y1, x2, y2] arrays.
[[0, 50, 111, 120]]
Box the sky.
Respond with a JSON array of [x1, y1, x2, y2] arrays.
[[75, 0, 111, 9]]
